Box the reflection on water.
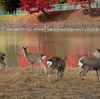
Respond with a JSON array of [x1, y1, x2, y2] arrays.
[[0, 30, 100, 68]]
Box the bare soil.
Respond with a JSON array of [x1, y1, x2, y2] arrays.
[[0, 67, 100, 99], [0, 8, 100, 25]]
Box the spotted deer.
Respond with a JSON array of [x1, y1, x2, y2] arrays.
[[0, 52, 5, 70], [47, 56, 65, 82], [22, 46, 47, 74]]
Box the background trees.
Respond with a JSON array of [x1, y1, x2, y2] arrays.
[[0, 0, 6, 10], [5, 0, 21, 11], [20, 0, 59, 15], [67, 0, 95, 12], [59, 0, 67, 3], [0, 0, 97, 14], [0, 0, 21, 11]]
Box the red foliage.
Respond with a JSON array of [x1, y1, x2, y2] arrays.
[[20, 0, 59, 14], [67, 0, 95, 8], [66, 55, 80, 67]]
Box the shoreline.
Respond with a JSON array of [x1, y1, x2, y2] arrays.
[[0, 23, 100, 31], [1, 8, 100, 32]]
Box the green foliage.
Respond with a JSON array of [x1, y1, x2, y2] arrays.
[[4, 0, 21, 11], [59, 0, 67, 3], [0, 0, 6, 10], [57, 0, 67, 4]]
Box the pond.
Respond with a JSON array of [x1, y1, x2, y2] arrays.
[[0, 30, 100, 68]]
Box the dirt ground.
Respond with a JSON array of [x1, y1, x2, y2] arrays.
[[0, 67, 100, 99], [0, 8, 100, 25]]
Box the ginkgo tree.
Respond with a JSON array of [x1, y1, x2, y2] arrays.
[[67, 0, 95, 12], [20, 0, 59, 16]]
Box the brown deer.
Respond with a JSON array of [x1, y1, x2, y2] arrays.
[[47, 56, 65, 82], [22, 46, 47, 74], [93, 48, 100, 73], [93, 48, 100, 58], [78, 54, 100, 84], [0, 52, 5, 70]]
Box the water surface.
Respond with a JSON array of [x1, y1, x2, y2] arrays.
[[0, 30, 100, 68]]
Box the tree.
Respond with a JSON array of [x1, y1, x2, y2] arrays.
[[5, 0, 21, 11], [20, 0, 59, 16], [0, 0, 6, 10], [67, 0, 95, 12], [59, 0, 67, 3]]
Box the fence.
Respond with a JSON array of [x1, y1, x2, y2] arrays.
[[0, 2, 100, 16]]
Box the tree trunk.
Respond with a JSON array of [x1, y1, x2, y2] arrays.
[[88, 3, 91, 13], [42, 8, 48, 16]]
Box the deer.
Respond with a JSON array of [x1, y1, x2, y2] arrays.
[[78, 54, 100, 84], [47, 56, 65, 82], [22, 46, 47, 75], [93, 48, 100, 73], [0, 52, 5, 71], [93, 48, 100, 58]]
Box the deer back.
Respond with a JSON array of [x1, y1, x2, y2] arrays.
[[26, 53, 45, 63], [82, 56, 100, 70], [48, 57, 65, 70]]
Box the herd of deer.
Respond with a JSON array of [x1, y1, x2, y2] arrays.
[[0, 46, 100, 84]]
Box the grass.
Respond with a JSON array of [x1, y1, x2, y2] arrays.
[[0, 67, 100, 99]]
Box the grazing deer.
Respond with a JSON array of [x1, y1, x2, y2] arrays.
[[78, 55, 100, 84], [22, 46, 47, 74], [47, 56, 65, 82], [0, 52, 5, 70]]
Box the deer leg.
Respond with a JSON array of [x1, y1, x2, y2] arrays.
[[99, 69, 100, 74], [29, 63, 33, 73], [96, 70, 99, 81], [41, 66, 43, 72], [48, 68, 54, 82], [83, 69, 89, 84], [0, 61, 5, 71], [40, 63, 47, 75], [78, 67, 84, 83], [56, 70, 59, 80], [60, 70, 64, 79], [2, 62, 5, 71]]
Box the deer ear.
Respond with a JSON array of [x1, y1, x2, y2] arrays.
[[97, 48, 100, 52], [26, 46, 28, 49]]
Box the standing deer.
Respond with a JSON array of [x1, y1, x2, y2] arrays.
[[47, 56, 65, 82], [22, 46, 47, 74], [93, 48, 100, 73], [93, 48, 100, 58], [78, 55, 100, 84], [0, 52, 5, 70]]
